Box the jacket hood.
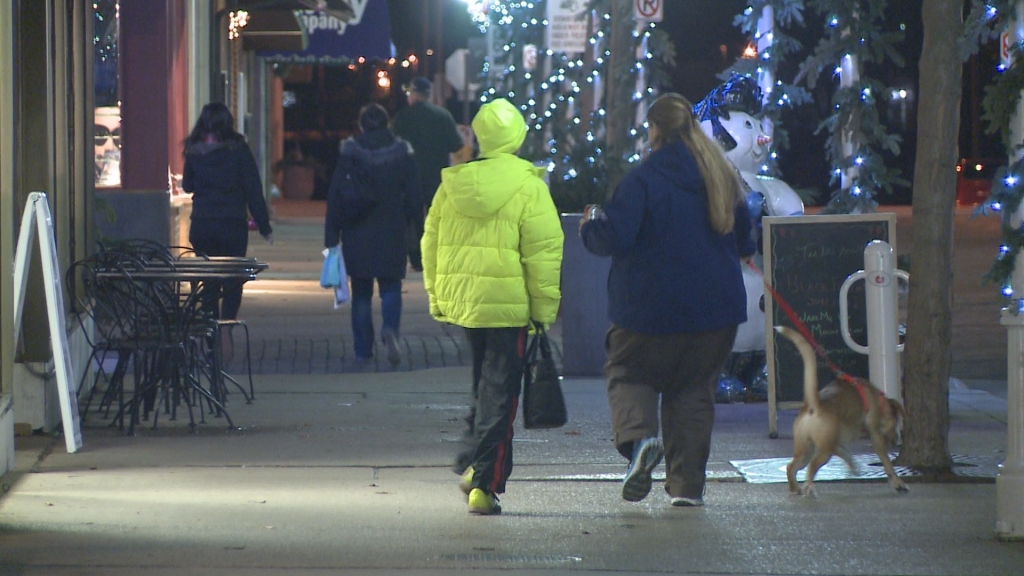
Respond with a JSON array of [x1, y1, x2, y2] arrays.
[[645, 141, 704, 191], [340, 131, 413, 166], [441, 155, 545, 218], [472, 99, 527, 156]]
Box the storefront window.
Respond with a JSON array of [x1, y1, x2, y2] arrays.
[[94, 0, 119, 187]]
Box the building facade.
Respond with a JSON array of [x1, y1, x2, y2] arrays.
[[0, 0, 225, 474], [0, 0, 382, 476]]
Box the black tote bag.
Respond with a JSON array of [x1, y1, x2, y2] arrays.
[[522, 325, 567, 429]]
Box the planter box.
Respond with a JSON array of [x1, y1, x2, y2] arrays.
[[559, 214, 611, 377]]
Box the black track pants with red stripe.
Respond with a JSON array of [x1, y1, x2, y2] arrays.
[[459, 326, 527, 495]]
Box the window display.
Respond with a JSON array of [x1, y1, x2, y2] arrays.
[[94, 0, 118, 187]]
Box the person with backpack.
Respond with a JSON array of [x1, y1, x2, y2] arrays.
[[325, 103, 421, 370]]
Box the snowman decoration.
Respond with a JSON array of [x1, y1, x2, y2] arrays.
[[693, 75, 804, 400]]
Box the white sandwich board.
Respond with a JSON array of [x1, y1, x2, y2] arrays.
[[13, 192, 82, 453]]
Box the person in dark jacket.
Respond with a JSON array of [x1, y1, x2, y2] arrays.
[[391, 77, 465, 271], [182, 102, 273, 349], [579, 93, 755, 508], [325, 103, 421, 369]]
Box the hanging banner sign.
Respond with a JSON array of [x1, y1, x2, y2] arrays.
[[546, 0, 589, 54], [258, 0, 393, 64], [634, 0, 663, 22]]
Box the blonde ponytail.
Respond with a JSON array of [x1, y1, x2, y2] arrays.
[[646, 93, 742, 234]]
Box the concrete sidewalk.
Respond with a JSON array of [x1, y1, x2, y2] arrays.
[[2, 205, 1023, 574], [0, 367, 1019, 575]]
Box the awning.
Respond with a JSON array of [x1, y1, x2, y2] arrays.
[[257, 0, 393, 65], [240, 11, 308, 52], [235, 0, 355, 22]]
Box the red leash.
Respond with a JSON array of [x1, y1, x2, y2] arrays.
[[746, 259, 858, 386], [748, 259, 889, 413]]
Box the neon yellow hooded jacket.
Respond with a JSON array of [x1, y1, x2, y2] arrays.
[[421, 99, 563, 328]]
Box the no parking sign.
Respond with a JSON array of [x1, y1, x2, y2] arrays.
[[634, 0, 662, 22], [1001, 29, 1014, 67]]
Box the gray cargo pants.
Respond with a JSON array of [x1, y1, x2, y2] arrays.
[[605, 324, 737, 500]]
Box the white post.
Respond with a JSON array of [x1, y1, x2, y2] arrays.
[[635, 21, 648, 147], [839, 50, 860, 193], [1000, 305, 1024, 540], [861, 241, 904, 400], [237, 70, 247, 136], [838, 240, 906, 401], [998, 1, 1024, 542], [186, 0, 211, 127]]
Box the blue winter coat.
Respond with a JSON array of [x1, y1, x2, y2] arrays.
[[324, 129, 421, 280], [580, 140, 755, 335]]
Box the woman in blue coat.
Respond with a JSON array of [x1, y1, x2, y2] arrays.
[[579, 93, 755, 508], [324, 103, 421, 369]]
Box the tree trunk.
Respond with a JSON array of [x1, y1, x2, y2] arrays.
[[604, 0, 635, 188], [896, 0, 963, 472]]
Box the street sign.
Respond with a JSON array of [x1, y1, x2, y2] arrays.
[[546, 0, 588, 54], [445, 48, 480, 102], [446, 48, 467, 92], [1002, 28, 1015, 67], [633, 0, 663, 22]]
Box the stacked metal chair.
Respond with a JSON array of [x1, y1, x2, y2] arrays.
[[68, 242, 242, 433]]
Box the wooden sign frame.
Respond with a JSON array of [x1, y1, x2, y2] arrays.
[[763, 213, 896, 438]]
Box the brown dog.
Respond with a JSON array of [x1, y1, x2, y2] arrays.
[[775, 326, 909, 496]]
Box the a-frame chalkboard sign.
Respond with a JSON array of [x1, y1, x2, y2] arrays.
[[762, 213, 896, 438]]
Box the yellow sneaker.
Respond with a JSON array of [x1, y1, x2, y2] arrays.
[[467, 488, 501, 515], [459, 466, 474, 496]]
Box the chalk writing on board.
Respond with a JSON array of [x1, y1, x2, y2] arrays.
[[764, 214, 895, 404]]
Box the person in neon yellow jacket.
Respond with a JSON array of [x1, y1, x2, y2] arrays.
[[422, 98, 563, 515]]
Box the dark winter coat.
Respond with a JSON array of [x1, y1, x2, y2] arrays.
[[580, 140, 755, 335], [182, 139, 272, 236], [324, 128, 421, 280], [390, 101, 464, 207]]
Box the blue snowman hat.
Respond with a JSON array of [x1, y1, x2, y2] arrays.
[[693, 74, 764, 152]]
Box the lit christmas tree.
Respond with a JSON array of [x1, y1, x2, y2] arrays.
[[976, 0, 1024, 295], [797, 0, 906, 214], [723, 1, 812, 178], [465, 0, 676, 211]]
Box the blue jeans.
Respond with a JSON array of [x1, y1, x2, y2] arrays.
[[350, 277, 402, 359]]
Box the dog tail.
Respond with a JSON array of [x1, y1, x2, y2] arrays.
[[774, 326, 820, 412]]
